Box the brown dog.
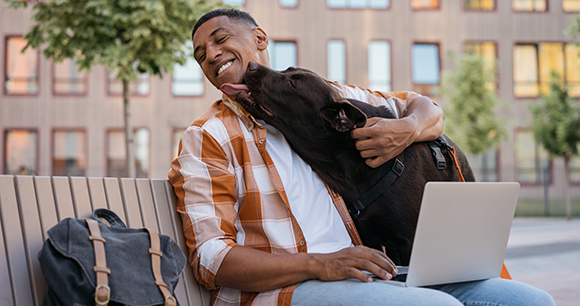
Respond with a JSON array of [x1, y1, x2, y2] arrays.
[[221, 61, 475, 265]]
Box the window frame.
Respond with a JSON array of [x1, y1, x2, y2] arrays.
[[367, 39, 392, 92], [268, 40, 299, 71], [563, 0, 580, 13], [51, 57, 88, 96], [327, 39, 347, 85], [410, 0, 440, 11], [512, 0, 548, 12], [280, 0, 299, 8], [3, 35, 41, 96], [463, 0, 496, 11], [326, 0, 390, 10], [3, 128, 40, 175], [171, 44, 205, 98], [410, 42, 441, 96], [106, 67, 152, 97], [105, 127, 151, 178], [51, 128, 87, 176], [463, 40, 500, 90]]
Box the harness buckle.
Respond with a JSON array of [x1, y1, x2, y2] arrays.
[[392, 158, 405, 176]]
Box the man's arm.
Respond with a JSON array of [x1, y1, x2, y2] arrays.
[[215, 245, 397, 293], [351, 95, 444, 168]]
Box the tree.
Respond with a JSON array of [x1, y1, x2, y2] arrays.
[[10, 0, 222, 177], [529, 72, 580, 220], [437, 52, 506, 155]]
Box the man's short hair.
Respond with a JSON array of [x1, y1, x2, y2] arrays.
[[192, 8, 259, 40]]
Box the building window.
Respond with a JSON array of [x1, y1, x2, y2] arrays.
[[107, 128, 150, 178], [512, 0, 547, 11], [515, 130, 550, 184], [4, 36, 39, 95], [327, 0, 389, 9], [466, 149, 498, 182], [411, 0, 439, 10], [52, 130, 86, 176], [268, 41, 297, 71], [4, 129, 38, 175], [280, 0, 298, 7], [53, 57, 88, 95], [464, 41, 497, 89], [563, 0, 580, 12], [513, 43, 580, 98], [172, 42, 204, 96], [223, 0, 245, 6], [411, 43, 440, 95], [108, 63, 150, 96], [464, 0, 495, 10], [368, 40, 391, 91], [327, 40, 346, 84]]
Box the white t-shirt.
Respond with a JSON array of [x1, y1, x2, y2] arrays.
[[260, 121, 354, 254]]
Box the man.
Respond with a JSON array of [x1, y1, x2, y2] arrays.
[[169, 8, 555, 306]]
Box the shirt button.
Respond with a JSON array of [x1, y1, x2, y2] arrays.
[[299, 240, 305, 246]]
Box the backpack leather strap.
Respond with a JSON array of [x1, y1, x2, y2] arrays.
[[145, 228, 177, 306], [85, 218, 111, 306]]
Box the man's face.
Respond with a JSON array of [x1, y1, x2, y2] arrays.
[[193, 16, 269, 89]]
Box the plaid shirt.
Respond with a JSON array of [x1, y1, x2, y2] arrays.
[[169, 83, 423, 306]]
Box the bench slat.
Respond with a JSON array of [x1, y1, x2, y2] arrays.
[[0, 176, 36, 306], [136, 179, 160, 232], [15, 176, 47, 306], [120, 178, 143, 228], [88, 177, 108, 210], [103, 178, 127, 223], [33, 177, 58, 238], [70, 177, 93, 219], [51, 177, 75, 221], [151, 179, 192, 305], [161, 180, 212, 306], [0, 176, 17, 306]]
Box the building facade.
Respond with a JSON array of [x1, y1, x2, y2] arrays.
[[2, 0, 580, 200]]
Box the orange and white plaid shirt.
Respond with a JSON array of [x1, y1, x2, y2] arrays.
[[168, 83, 424, 306]]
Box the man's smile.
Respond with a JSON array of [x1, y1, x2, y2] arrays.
[[217, 60, 234, 77]]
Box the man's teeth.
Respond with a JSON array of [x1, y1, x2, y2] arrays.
[[217, 61, 232, 76]]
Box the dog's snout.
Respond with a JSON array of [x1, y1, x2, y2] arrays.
[[248, 61, 259, 71]]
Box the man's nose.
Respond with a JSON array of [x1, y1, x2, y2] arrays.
[[207, 44, 222, 62]]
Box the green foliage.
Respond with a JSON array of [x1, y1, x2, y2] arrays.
[[12, 0, 223, 80], [438, 52, 506, 154], [529, 71, 580, 159]]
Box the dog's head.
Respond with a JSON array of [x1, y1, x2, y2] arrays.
[[221, 61, 367, 134]]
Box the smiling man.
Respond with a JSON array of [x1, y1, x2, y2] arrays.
[[169, 8, 555, 306]]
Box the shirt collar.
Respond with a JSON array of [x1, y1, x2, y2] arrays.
[[221, 94, 263, 131]]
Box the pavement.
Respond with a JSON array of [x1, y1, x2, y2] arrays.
[[504, 218, 580, 306]]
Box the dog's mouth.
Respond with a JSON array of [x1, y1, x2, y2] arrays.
[[220, 83, 274, 117]]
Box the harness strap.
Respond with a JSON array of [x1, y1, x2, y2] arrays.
[[428, 141, 446, 180], [351, 152, 405, 215]]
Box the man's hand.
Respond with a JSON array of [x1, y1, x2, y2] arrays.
[[215, 245, 397, 292], [351, 117, 418, 168], [311, 245, 398, 283], [351, 96, 444, 168]]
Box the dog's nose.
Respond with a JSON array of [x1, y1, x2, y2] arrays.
[[248, 61, 259, 71]]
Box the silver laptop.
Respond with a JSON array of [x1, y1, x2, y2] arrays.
[[379, 182, 520, 287]]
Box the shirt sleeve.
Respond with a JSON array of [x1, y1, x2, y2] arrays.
[[168, 123, 238, 291], [330, 82, 430, 119]]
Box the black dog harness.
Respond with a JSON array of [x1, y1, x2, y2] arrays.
[[348, 135, 452, 216]]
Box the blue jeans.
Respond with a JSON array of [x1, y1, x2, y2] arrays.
[[290, 278, 556, 306]]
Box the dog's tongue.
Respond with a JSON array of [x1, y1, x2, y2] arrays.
[[220, 83, 250, 101]]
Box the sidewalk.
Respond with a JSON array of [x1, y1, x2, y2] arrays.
[[504, 218, 580, 306]]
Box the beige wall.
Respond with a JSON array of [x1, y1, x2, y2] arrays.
[[1, 0, 579, 199]]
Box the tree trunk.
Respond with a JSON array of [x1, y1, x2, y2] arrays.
[[564, 154, 572, 220], [123, 79, 136, 178]]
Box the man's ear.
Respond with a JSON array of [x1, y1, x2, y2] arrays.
[[254, 27, 269, 51], [320, 100, 367, 132]]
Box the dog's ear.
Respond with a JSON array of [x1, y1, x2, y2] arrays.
[[320, 100, 367, 132]]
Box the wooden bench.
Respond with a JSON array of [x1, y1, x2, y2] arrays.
[[0, 175, 211, 306]]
